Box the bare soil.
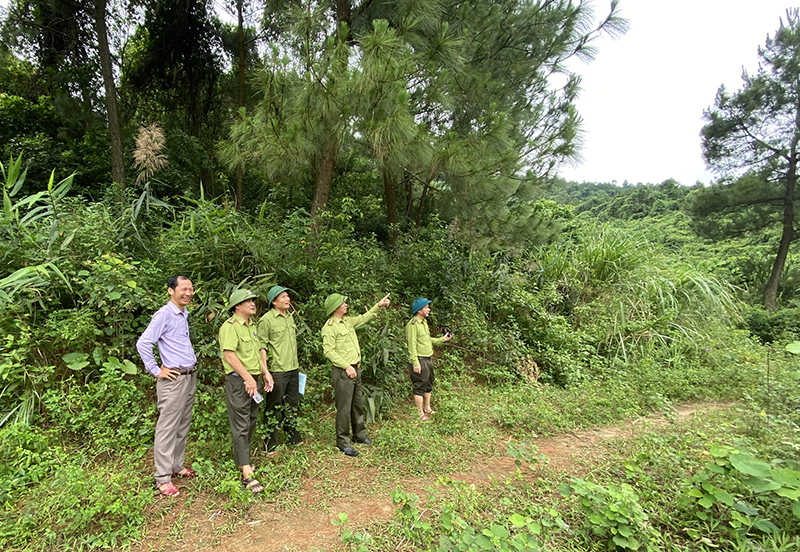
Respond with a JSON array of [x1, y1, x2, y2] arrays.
[[132, 402, 726, 552]]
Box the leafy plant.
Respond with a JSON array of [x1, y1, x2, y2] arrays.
[[683, 444, 800, 537], [559, 478, 660, 551]]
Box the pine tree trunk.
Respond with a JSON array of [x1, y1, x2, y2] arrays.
[[764, 149, 797, 311], [383, 165, 398, 244], [416, 181, 430, 225], [310, 136, 338, 219], [93, 0, 126, 202], [234, 0, 245, 210]]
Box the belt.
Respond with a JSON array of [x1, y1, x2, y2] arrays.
[[178, 366, 196, 375]]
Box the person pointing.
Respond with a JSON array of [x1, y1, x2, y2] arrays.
[[321, 293, 390, 456]]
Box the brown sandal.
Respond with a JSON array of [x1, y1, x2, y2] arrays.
[[156, 481, 180, 497], [243, 477, 264, 494]]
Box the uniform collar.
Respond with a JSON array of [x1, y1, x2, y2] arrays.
[[231, 313, 252, 325], [269, 308, 290, 319]]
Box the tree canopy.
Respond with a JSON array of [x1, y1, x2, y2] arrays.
[[698, 8, 800, 311]]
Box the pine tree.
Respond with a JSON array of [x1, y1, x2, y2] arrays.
[[700, 8, 800, 310]]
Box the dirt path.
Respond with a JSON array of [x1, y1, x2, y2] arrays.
[[134, 402, 726, 552]]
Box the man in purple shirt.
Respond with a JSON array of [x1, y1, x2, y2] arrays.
[[136, 275, 198, 497]]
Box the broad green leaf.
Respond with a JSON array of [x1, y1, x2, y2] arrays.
[[771, 468, 800, 487], [753, 519, 780, 534], [687, 489, 704, 498], [126, 280, 137, 288], [509, 514, 526, 528], [62, 352, 89, 371], [733, 502, 759, 516], [709, 443, 729, 457], [612, 536, 629, 548], [491, 525, 509, 539], [785, 341, 800, 354], [730, 454, 771, 477], [743, 476, 780, 493], [775, 487, 800, 500], [3, 190, 11, 219], [557, 483, 573, 496], [698, 498, 713, 508], [122, 359, 139, 375], [713, 490, 734, 506], [793, 501, 800, 519], [109, 291, 122, 300], [442, 512, 453, 530], [60, 228, 77, 250]]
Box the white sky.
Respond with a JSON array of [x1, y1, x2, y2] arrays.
[[560, 0, 798, 186]]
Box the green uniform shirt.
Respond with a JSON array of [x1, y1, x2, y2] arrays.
[[406, 316, 446, 366], [219, 313, 264, 375], [257, 309, 298, 373], [321, 304, 381, 368]]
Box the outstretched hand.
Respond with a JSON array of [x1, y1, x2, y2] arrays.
[[377, 293, 391, 308]]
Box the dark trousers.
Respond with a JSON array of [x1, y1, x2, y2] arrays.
[[331, 364, 367, 449], [262, 369, 302, 451], [224, 372, 261, 467]]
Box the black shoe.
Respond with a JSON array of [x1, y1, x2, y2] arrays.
[[355, 437, 372, 445], [338, 446, 359, 457]]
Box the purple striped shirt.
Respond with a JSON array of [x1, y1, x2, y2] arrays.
[[136, 301, 197, 377]]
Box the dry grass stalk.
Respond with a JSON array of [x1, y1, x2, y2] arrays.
[[133, 123, 169, 185]]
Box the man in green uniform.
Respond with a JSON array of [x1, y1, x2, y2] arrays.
[[258, 285, 303, 455], [321, 292, 391, 456], [219, 289, 274, 494], [406, 298, 452, 421]]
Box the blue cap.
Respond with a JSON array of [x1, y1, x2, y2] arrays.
[[412, 297, 431, 315]]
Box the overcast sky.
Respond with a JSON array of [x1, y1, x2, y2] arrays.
[[559, 1, 797, 186]]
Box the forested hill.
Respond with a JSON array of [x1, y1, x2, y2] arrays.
[[545, 177, 694, 220]]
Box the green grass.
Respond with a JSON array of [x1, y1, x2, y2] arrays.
[[0, 343, 795, 551]]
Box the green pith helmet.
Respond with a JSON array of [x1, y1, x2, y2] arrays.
[[227, 289, 257, 311], [324, 293, 348, 317], [267, 285, 293, 307]]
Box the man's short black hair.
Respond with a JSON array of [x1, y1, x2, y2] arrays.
[[167, 275, 190, 291]]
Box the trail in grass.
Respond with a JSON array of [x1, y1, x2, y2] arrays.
[[133, 402, 726, 552]]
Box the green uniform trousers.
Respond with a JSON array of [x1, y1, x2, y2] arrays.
[[224, 372, 261, 466], [262, 369, 302, 452], [332, 363, 368, 449]]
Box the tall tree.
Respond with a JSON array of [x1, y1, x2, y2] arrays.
[[93, 0, 126, 199], [222, 0, 625, 249], [123, 0, 224, 197], [3, 0, 127, 196], [700, 8, 800, 311]]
